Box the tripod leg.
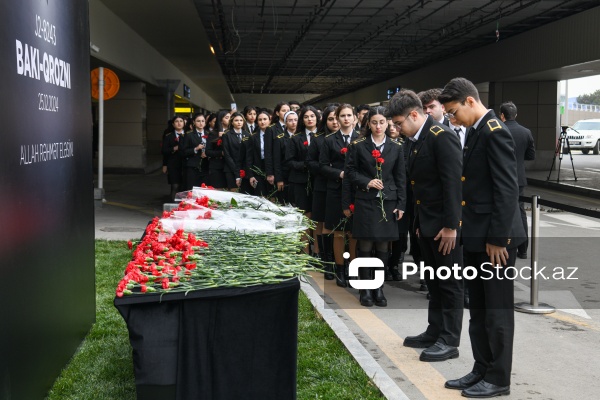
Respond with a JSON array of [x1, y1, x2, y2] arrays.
[[566, 138, 578, 181], [547, 137, 561, 181]]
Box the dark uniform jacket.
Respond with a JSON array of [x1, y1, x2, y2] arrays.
[[461, 111, 526, 252], [162, 131, 185, 181], [319, 129, 359, 191], [504, 120, 535, 187], [345, 135, 407, 212], [222, 130, 250, 178], [264, 122, 285, 177], [408, 116, 462, 237], [273, 131, 294, 184], [306, 132, 328, 192], [286, 131, 312, 184], [205, 131, 225, 171], [245, 130, 266, 179], [181, 129, 209, 172]]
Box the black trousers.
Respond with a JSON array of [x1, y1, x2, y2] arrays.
[[517, 186, 528, 254], [186, 167, 208, 190], [465, 248, 517, 387], [419, 236, 464, 347]]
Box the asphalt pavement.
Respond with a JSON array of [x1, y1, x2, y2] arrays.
[[95, 159, 600, 400]]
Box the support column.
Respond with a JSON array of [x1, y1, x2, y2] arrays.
[[489, 81, 559, 171]]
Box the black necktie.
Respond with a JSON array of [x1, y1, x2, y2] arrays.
[[238, 133, 242, 143], [342, 135, 349, 145], [454, 127, 461, 138]]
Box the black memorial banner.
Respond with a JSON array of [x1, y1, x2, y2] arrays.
[[0, 1, 95, 398]]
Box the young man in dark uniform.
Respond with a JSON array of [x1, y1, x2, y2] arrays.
[[439, 77, 526, 398], [388, 90, 464, 361]]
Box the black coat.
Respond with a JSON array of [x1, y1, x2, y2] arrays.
[[319, 130, 359, 191], [222, 130, 250, 177], [162, 131, 185, 182], [461, 111, 526, 251], [306, 132, 328, 192], [264, 123, 285, 176], [407, 116, 462, 237], [345, 135, 407, 212], [246, 130, 266, 178], [273, 131, 294, 184], [181, 129, 209, 172], [205, 131, 225, 171], [286, 131, 311, 184], [503, 120, 535, 187]]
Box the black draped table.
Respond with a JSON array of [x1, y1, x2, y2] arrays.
[[114, 278, 300, 400]]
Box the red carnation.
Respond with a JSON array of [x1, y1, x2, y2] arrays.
[[303, 141, 309, 146], [349, 204, 355, 213], [217, 139, 223, 146], [377, 157, 385, 164], [371, 149, 381, 158], [240, 169, 246, 178], [340, 147, 348, 155]]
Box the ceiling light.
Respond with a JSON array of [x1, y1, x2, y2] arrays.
[[210, 45, 215, 55]]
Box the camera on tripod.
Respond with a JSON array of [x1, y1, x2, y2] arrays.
[[547, 125, 577, 182]]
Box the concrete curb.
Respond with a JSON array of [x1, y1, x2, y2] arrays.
[[529, 177, 600, 200], [300, 280, 411, 400]]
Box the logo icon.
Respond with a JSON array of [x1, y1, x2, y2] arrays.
[[346, 253, 384, 290]]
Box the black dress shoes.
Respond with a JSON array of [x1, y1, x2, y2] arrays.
[[461, 380, 510, 398], [517, 251, 527, 259], [419, 341, 459, 362], [445, 371, 482, 390], [403, 332, 437, 348]]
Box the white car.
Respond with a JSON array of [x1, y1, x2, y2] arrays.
[[566, 119, 600, 154]]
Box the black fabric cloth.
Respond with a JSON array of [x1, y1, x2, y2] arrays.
[[162, 132, 185, 184], [311, 190, 327, 222], [115, 279, 299, 400]]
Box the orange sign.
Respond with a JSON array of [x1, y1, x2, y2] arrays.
[[91, 68, 120, 100]]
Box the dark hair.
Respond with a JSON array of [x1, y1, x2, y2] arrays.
[[417, 88, 442, 106], [206, 113, 217, 131], [297, 105, 321, 132], [359, 106, 390, 138], [499, 101, 517, 120], [243, 105, 257, 117], [272, 102, 290, 124], [229, 112, 246, 129], [386, 89, 423, 117], [356, 104, 370, 113], [192, 112, 205, 121], [214, 110, 231, 133], [318, 104, 339, 134], [289, 100, 300, 107], [439, 77, 480, 104]]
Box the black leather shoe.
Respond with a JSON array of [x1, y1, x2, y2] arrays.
[[324, 263, 334, 280], [517, 251, 527, 259], [390, 265, 403, 281], [420, 341, 459, 362], [461, 380, 510, 398], [445, 371, 483, 390], [359, 289, 374, 307], [372, 286, 387, 307], [403, 332, 437, 348]]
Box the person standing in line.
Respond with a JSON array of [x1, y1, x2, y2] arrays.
[[247, 110, 272, 197], [273, 111, 298, 203], [500, 101, 535, 259], [289, 100, 301, 113], [356, 104, 370, 130], [386, 119, 406, 281], [345, 106, 406, 307], [162, 115, 186, 200], [439, 77, 525, 398], [205, 110, 230, 189], [243, 106, 258, 134], [181, 113, 209, 189], [265, 102, 290, 202], [308, 104, 339, 280], [222, 112, 250, 192], [389, 90, 464, 361], [320, 104, 359, 287]]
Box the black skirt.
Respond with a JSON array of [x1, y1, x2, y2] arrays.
[[208, 170, 227, 189], [311, 190, 327, 222], [324, 189, 352, 232], [352, 198, 398, 241], [289, 182, 312, 213]]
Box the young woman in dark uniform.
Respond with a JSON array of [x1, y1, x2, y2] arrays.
[[307, 105, 339, 279], [320, 104, 359, 287], [222, 112, 249, 192], [346, 106, 407, 307], [162, 115, 186, 200], [181, 113, 209, 190], [247, 110, 272, 197], [273, 111, 298, 203], [265, 102, 290, 203], [205, 110, 230, 189]]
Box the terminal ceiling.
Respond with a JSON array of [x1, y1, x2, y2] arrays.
[[101, 0, 600, 104]]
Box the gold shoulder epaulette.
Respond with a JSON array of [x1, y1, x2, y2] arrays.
[[242, 136, 249, 142], [351, 137, 366, 145], [269, 123, 275, 128], [325, 132, 335, 138], [165, 132, 173, 137], [314, 131, 324, 137], [487, 119, 501, 131], [391, 139, 402, 145], [430, 125, 444, 136], [276, 133, 285, 139]]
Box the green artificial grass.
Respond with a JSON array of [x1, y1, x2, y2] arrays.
[[47, 240, 383, 400]]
